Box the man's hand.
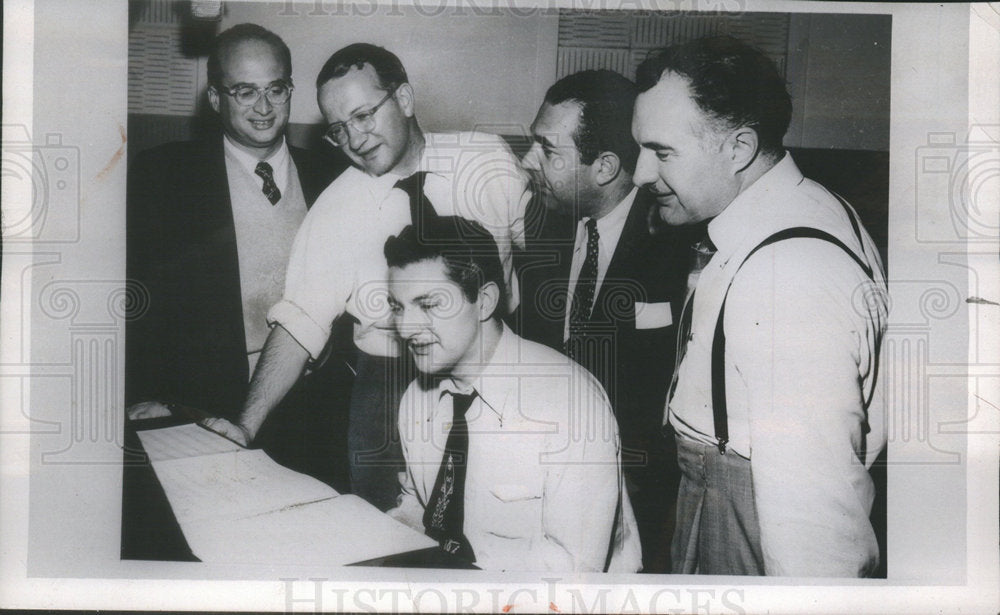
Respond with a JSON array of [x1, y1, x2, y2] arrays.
[[199, 417, 253, 448], [195, 326, 311, 449], [228, 325, 311, 444], [126, 401, 173, 421]]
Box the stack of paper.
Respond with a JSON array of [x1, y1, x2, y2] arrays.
[[137, 423, 436, 566]]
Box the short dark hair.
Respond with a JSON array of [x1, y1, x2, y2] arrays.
[[384, 217, 507, 319], [316, 43, 408, 92], [207, 23, 291, 88], [635, 36, 791, 158], [544, 70, 639, 174]]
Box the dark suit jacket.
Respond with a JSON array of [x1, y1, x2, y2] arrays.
[[125, 136, 348, 420], [516, 189, 694, 464]]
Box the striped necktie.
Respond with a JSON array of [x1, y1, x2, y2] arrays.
[[254, 161, 281, 205]]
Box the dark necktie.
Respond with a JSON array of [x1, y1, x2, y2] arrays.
[[423, 390, 478, 562], [394, 171, 439, 229], [565, 218, 599, 361], [666, 235, 717, 404], [254, 161, 281, 205]]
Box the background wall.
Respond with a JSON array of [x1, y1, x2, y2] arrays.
[[5, 0, 994, 608], [127, 0, 559, 157], [124, 2, 893, 262], [785, 12, 891, 150], [126, 2, 890, 159], [223, 2, 559, 133]]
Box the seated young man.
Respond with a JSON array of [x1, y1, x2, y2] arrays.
[[384, 216, 641, 572]]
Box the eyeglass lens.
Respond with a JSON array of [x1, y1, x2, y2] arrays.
[[230, 83, 292, 106], [326, 90, 393, 146]]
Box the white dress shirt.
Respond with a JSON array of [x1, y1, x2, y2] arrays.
[[268, 132, 531, 359], [668, 153, 888, 576], [390, 324, 642, 572], [563, 187, 637, 341]]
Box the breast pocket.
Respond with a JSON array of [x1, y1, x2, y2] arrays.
[[482, 483, 542, 539], [634, 301, 672, 329]]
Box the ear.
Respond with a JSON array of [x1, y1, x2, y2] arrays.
[[394, 82, 416, 118], [477, 281, 500, 322], [593, 151, 622, 187], [207, 86, 221, 115], [727, 126, 759, 172]]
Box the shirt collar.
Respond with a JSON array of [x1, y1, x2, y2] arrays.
[[707, 152, 802, 253], [370, 132, 449, 198], [416, 134, 444, 176], [379, 132, 449, 182], [223, 135, 289, 176], [585, 186, 636, 236], [435, 322, 519, 421]]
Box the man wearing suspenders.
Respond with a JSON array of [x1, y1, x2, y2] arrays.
[[631, 36, 888, 577]]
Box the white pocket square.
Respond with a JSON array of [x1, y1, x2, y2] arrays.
[[635, 301, 672, 329]]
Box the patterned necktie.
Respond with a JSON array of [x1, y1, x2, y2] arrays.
[[566, 218, 599, 360], [423, 390, 478, 562], [254, 161, 281, 205], [394, 171, 439, 228]]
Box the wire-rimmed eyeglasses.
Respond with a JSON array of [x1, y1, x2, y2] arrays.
[[323, 88, 397, 147], [216, 80, 294, 107]]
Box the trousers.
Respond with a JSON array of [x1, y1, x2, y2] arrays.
[[671, 435, 765, 575], [345, 350, 413, 511]]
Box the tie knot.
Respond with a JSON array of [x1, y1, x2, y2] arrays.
[[695, 231, 716, 254], [255, 161, 281, 205], [394, 171, 428, 196], [585, 217, 598, 235], [694, 233, 716, 256], [255, 161, 274, 180], [451, 390, 478, 417], [394, 171, 441, 225]]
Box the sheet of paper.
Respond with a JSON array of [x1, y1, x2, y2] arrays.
[[137, 423, 436, 565], [182, 495, 437, 566], [137, 423, 245, 462], [144, 446, 340, 524]]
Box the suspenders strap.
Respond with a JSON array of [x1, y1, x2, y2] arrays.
[[710, 222, 874, 454]]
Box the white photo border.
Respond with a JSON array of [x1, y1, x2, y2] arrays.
[[2, 0, 998, 612]]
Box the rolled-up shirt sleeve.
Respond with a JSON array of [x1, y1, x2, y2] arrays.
[[727, 241, 880, 577], [266, 191, 354, 359]]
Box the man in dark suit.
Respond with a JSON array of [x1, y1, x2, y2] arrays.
[[125, 23, 348, 487], [518, 70, 693, 572]]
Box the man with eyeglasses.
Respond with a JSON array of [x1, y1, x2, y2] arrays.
[[127, 24, 349, 487], [202, 43, 531, 512]]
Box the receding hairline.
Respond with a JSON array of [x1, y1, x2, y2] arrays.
[[638, 69, 732, 149], [316, 61, 383, 91], [316, 43, 409, 94], [217, 37, 290, 76], [635, 38, 792, 158]]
